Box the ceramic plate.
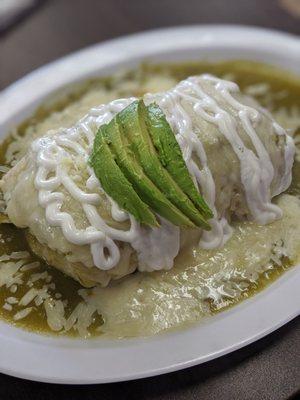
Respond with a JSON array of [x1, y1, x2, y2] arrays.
[[0, 25, 299, 384]]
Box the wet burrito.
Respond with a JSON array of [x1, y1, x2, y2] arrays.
[[1, 75, 295, 287]]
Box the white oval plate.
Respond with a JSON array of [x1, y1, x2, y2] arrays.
[[0, 25, 300, 384]]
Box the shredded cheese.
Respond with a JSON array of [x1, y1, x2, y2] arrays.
[[13, 307, 33, 321]]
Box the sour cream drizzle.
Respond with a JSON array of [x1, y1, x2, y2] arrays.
[[32, 75, 294, 271]]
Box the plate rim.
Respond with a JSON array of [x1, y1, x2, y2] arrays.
[[0, 24, 299, 384]]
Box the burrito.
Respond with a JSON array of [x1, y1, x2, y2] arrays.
[[1, 75, 294, 287]]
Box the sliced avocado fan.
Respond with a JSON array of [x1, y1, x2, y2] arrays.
[[91, 100, 212, 229]]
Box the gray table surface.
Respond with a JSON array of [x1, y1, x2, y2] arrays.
[[0, 1, 299, 399]]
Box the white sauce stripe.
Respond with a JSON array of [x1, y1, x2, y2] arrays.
[[32, 76, 294, 272]]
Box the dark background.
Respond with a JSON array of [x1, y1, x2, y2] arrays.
[[0, 0, 300, 399]]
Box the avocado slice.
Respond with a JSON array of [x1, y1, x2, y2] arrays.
[[103, 118, 195, 228], [91, 125, 158, 227], [143, 101, 213, 220], [117, 101, 211, 230]]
